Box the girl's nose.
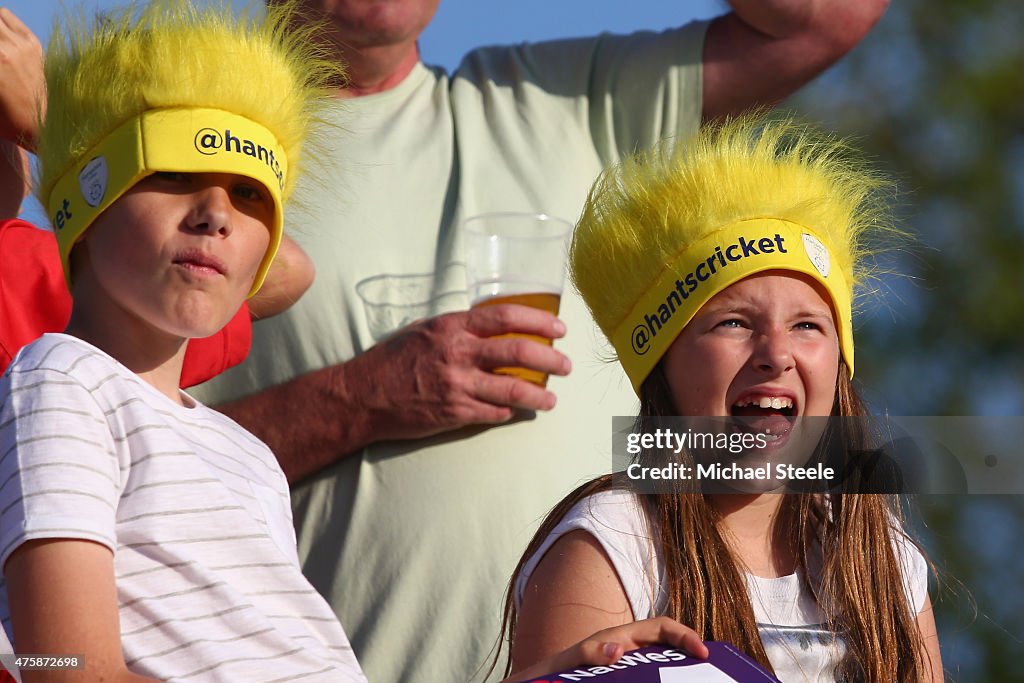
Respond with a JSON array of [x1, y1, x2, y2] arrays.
[[751, 327, 795, 374]]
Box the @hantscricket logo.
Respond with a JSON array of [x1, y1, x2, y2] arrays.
[[193, 126, 284, 191], [628, 232, 790, 357], [631, 323, 652, 355], [802, 233, 830, 278], [78, 156, 109, 208]]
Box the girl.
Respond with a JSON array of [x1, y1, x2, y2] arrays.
[[504, 117, 943, 682]]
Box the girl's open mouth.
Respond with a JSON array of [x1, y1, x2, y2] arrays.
[[731, 395, 797, 445]]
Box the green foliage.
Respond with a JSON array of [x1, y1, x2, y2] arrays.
[[794, 0, 1024, 417], [791, 2, 1024, 679]]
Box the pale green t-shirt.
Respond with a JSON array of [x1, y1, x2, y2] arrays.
[[194, 23, 707, 683]]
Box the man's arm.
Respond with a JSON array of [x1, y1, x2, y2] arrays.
[[248, 234, 316, 320], [0, 8, 43, 218], [703, 0, 888, 120], [0, 142, 29, 219], [217, 304, 572, 483]]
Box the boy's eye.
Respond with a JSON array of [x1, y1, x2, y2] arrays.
[[233, 183, 266, 203], [153, 171, 191, 183], [795, 321, 822, 331], [717, 319, 743, 328]]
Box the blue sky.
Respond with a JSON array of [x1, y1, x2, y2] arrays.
[[8, 0, 725, 224], [11, 1, 726, 70]]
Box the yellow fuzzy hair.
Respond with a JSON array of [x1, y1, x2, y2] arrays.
[[570, 114, 899, 346], [36, 0, 342, 207]]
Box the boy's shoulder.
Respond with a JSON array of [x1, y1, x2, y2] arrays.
[[3, 335, 134, 411], [8, 333, 105, 375]]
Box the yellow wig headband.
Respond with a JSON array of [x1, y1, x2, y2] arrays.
[[37, 0, 340, 296], [571, 116, 895, 396]]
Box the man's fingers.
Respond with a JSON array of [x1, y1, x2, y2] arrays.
[[475, 335, 571, 379], [0, 9, 37, 45], [466, 303, 567, 340], [0, 8, 21, 33], [471, 372, 557, 412]]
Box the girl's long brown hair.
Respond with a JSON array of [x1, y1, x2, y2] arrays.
[[497, 363, 931, 682]]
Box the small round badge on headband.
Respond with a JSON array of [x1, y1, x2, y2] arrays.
[[802, 233, 831, 278], [78, 156, 109, 208]]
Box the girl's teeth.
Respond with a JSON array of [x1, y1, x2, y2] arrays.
[[738, 397, 792, 409]]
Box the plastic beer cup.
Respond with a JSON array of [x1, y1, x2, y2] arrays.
[[463, 212, 573, 386]]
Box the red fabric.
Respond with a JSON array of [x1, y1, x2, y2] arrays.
[[181, 305, 252, 387], [0, 219, 251, 387]]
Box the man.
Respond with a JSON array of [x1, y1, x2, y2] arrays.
[[200, 2, 889, 682]]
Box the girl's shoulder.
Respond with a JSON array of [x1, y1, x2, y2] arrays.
[[562, 488, 649, 533], [516, 487, 663, 619], [889, 522, 930, 614]]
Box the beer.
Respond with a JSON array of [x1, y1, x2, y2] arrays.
[[471, 291, 561, 386]]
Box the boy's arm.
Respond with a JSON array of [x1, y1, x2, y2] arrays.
[[247, 234, 314, 320], [5, 540, 158, 682]]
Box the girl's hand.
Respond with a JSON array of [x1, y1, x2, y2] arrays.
[[502, 616, 708, 683]]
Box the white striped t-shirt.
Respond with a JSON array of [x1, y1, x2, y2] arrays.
[[0, 334, 366, 682]]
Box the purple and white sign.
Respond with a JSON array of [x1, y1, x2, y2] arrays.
[[519, 642, 781, 683]]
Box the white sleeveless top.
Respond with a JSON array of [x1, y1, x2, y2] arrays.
[[516, 489, 928, 682]]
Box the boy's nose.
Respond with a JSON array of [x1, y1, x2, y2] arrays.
[[185, 184, 233, 237]]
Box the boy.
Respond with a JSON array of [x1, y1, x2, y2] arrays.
[[0, 7, 313, 384], [0, 2, 365, 679], [0, 216, 314, 384], [0, 2, 706, 681]]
